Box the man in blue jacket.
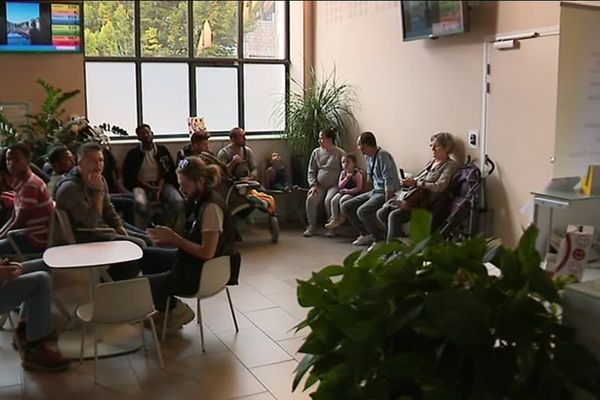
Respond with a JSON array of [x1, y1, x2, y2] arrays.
[[342, 131, 400, 246], [123, 124, 184, 227]]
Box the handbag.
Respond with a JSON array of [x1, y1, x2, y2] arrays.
[[397, 187, 431, 210]]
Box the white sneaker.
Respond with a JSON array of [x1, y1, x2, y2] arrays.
[[352, 234, 374, 246], [303, 227, 316, 237], [165, 300, 195, 333], [325, 219, 342, 229]]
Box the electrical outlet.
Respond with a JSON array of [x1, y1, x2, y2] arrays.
[[468, 129, 479, 149]]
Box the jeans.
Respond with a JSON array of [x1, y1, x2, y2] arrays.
[[305, 185, 338, 229], [133, 184, 184, 226], [0, 271, 52, 341], [0, 234, 41, 257], [110, 193, 136, 225], [341, 191, 386, 240], [377, 204, 410, 242], [329, 193, 353, 222], [139, 247, 199, 312]]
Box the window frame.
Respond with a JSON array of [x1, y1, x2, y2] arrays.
[[83, 0, 290, 140]]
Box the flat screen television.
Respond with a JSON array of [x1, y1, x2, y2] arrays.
[[0, 1, 81, 53], [401, 1, 469, 41]]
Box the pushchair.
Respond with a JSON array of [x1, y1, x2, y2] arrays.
[[195, 153, 280, 243], [436, 155, 495, 240]]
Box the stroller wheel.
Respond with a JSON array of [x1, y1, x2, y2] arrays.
[[269, 215, 279, 243]]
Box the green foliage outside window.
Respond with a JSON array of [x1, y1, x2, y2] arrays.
[[140, 0, 189, 57], [84, 1, 134, 57], [192, 1, 238, 58]]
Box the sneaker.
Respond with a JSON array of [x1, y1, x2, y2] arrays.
[[165, 300, 195, 334], [303, 227, 316, 237], [324, 218, 341, 229], [22, 341, 70, 372], [325, 229, 336, 238], [352, 234, 374, 246]]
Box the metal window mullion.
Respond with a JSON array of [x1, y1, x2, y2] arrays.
[[134, 0, 142, 127]]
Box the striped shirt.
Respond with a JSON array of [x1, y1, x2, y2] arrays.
[[12, 171, 53, 249]]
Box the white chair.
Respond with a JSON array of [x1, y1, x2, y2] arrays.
[[76, 278, 164, 384], [161, 255, 239, 351]]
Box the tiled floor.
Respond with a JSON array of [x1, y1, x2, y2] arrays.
[[0, 223, 357, 400]]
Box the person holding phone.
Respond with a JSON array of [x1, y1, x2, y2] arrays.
[[139, 157, 234, 335], [0, 259, 70, 371]]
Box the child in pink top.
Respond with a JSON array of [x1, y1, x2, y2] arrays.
[[325, 154, 363, 235]]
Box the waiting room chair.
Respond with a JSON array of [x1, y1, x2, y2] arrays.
[[161, 255, 239, 350], [76, 277, 164, 384]]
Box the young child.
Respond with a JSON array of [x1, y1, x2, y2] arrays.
[[325, 153, 363, 233], [265, 152, 289, 191]]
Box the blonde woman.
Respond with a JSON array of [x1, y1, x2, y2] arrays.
[[140, 157, 235, 334]]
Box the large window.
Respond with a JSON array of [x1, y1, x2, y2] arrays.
[[84, 1, 289, 138]]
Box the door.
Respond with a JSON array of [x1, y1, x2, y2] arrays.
[[485, 33, 559, 247]]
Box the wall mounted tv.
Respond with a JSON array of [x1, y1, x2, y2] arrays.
[[401, 1, 469, 41], [0, 1, 81, 53]]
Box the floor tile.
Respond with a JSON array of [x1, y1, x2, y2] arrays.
[[244, 308, 305, 341], [166, 352, 266, 399], [276, 337, 306, 362], [216, 326, 292, 368], [252, 360, 315, 400]]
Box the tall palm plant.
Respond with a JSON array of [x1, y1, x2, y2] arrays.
[[279, 68, 357, 157], [274, 68, 358, 186]]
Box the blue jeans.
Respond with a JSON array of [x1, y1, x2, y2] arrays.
[[341, 191, 386, 240], [133, 184, 184, 226], [0, 271, 52, 341]]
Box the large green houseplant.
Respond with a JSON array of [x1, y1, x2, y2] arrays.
[[294, 210, 600, 399], [275, 68, 357, 187], [23, 79, 80, 166]]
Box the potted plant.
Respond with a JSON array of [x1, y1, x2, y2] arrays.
[[275, 68, 358, 187], [293, 210, 600, 399], [18, 78, 80, 166]]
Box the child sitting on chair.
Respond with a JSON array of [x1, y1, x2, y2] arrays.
[[325, 154, 363, 235], [265, 152, 289, 191]]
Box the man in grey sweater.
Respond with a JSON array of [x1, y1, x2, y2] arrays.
[[54, 142, 145, 280], [341, 131, 400, 246]]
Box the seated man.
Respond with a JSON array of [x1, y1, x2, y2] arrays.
[[123, 124, 184, 227], [0, 143, 54, 256], [0, 259, 70, 371], [178, 129, 213, 161], [217, 127, 258, 181], [47, 145, 75, 194], [341, 132, 400, 246], [54, 142, 146, 280]]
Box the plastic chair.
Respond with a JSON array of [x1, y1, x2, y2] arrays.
[[161, 256, 239, 350], [76, 278, 164, 384]]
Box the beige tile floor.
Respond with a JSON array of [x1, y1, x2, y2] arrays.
[[0, 224, 358, 400]]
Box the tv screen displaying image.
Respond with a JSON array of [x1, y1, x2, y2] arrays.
[[0, 1, 81, 53], [401, 1, 469, 41]]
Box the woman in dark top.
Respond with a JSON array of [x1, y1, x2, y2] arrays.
[[140, 156, 234, 334]]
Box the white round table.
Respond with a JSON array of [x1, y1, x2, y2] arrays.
[[43, 240, 145, 360]]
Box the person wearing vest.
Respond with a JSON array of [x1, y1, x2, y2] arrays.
[[140, 157, 234, 334], [341, 131, 401, 246]]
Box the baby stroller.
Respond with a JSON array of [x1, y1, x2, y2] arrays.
[[196, 153, 280, 243], [436, 155, 496, 240]]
